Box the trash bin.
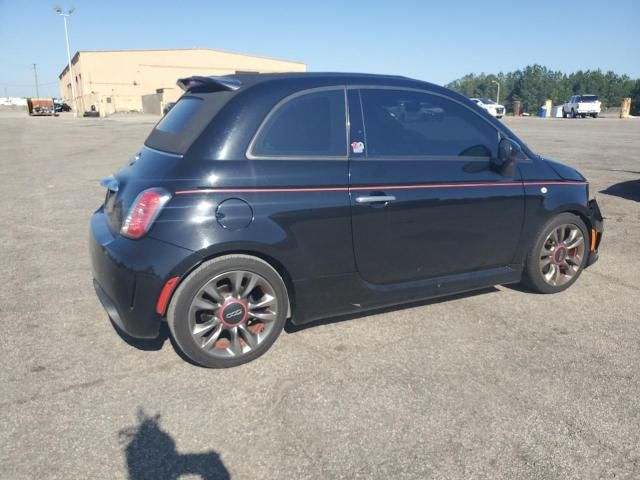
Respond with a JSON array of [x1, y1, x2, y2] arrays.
[[544, 99, 553, 117], [621, 97, 631, 118], [512, 100, 521, 116], [539, 107, 547, 118]]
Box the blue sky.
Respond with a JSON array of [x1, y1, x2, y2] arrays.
[[1, 0, 638, 97]]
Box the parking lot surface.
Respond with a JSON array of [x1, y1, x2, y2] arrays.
[[1, 111, 639, 479]]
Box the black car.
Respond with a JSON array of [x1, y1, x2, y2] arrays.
[[54, 101, 71, 112], [163, 102, 176, 115], [90, 73, 603, 368]]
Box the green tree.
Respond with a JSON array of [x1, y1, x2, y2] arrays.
[[447, 66, 637, 115]]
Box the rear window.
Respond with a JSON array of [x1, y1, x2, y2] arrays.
[[144, 92, 233, 155], [579, 95, 599, 103], [155, 97, 202, 133]]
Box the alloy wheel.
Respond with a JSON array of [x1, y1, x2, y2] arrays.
[[539, 224, 585, 287], [188, 270, 279, 359]]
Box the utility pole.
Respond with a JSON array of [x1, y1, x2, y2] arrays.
[[33, 63, 40, 97], [54, 6, 78, 117]]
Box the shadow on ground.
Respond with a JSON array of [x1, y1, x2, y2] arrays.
[[119, 408, 230, 480], [600, 179, 640, 202], [285, 286, 499, 333]]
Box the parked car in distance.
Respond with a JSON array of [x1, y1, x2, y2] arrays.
[[90, 73, 604, 368], [163, 102, 176, 115], [54, 101, 71, 112], [562, 95, 601, 118], [470, 97, 505, 118]]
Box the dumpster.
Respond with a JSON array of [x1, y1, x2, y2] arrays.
[[26, 98, 55, 116]]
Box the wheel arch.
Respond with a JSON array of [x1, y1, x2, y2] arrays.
[[165, 247, 296, 319], [565, 208, 592, 231], [514, 201, 591, 267]]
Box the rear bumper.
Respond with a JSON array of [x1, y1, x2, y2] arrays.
[[93, 279, 130, 335], [90, 208, 196, 339], [586, 198, 604, 267]]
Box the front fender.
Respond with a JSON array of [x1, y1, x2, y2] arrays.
[[512, 181, 591, 265]]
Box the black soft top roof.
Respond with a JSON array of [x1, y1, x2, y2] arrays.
[[145, 72, 500, 156], [177, 71, 444, 93], [147, 72, 446, 155]]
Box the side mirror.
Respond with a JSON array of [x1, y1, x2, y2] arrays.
[[493, 138, 521, 176]]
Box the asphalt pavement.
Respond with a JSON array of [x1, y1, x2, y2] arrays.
[[1, 110, 638, 479]]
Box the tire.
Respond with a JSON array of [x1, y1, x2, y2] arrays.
[[592, 113, 598, 118], [562, 110, 567, 118], [167, 255, 289, 368], [581, 113, 586, 118], [521, 213, 589, 294], [571, 109, 576, 118]]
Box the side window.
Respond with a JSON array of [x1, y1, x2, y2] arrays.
[[251, 89, 346, 158], [360, 89, 498, 157]]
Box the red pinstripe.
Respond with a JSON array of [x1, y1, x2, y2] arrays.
[[174, 181, 587, 195]]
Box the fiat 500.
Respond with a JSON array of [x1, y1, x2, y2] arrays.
[[90, 73, 603, 368]]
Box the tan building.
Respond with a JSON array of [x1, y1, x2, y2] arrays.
[[58, 48, 305, 115]]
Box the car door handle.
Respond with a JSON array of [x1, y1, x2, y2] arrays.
[[355, 195, 396, 204]]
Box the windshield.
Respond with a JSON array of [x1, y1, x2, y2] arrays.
[[480, 98, 496, 104], [579, 95, 599, 103]]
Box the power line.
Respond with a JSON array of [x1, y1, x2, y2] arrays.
[[0, 58, 35, 69], [0, 81, 59, 86]]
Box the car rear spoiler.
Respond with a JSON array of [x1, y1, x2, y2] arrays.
[[176, 76, 242, 93]]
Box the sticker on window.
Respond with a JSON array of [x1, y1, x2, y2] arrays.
[[351, 141, 364, 154]]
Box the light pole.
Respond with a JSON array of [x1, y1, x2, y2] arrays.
[[491, 80, 500, 105], [33, 64, 40, 97], [54, 6, 78, 117]]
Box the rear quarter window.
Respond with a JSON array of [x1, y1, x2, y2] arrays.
[[249, 89, 347, 158]]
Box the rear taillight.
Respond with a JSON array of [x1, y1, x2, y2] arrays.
[[121, 188, 171, 239]]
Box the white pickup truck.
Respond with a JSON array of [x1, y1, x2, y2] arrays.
[[470, 97, 505, 118], [562, 95, 601, 118]]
